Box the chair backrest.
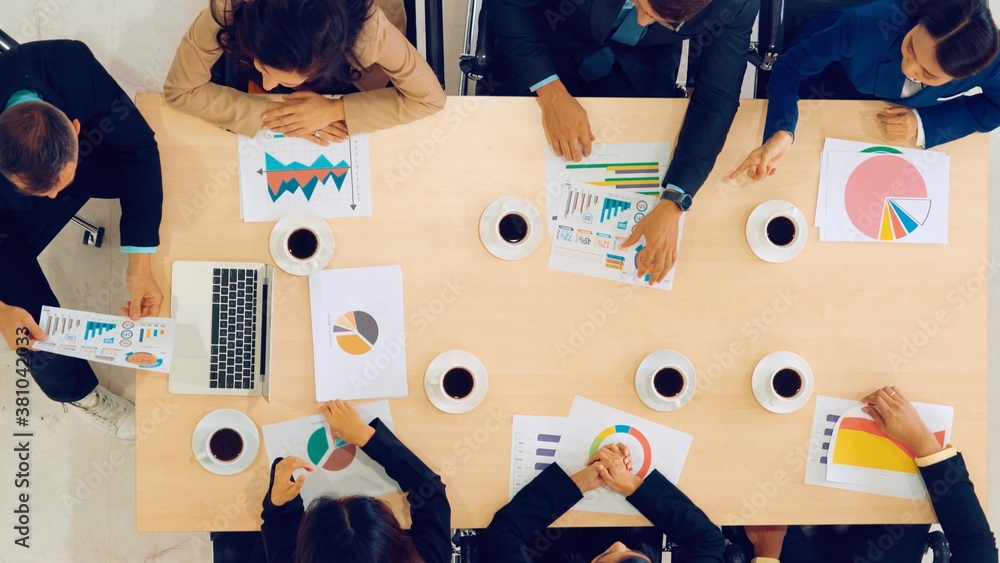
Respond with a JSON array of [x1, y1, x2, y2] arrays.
[[759, 0, 876, 58], [403, 0, 446, 88], [0, 27, 20, 52]]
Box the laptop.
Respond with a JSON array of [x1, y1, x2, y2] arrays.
[[169, 261, 274, 399]]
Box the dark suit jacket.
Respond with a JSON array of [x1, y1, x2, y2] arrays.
[[0, 40, 162, 247], [920, 452, 998, 563], [488, 0, 759, 197], [765, 0, 1000, 147], [479, 464, 725, 562], [260, 418, 452, 563]]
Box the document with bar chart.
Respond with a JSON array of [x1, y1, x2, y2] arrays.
[[238, 129, 372, 222], [31, 306, 176, 373], [544, 142, 670, 232], [548, 181, 683, 290], [509, 415, 567, 499]]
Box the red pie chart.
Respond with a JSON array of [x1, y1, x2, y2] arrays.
[[843, 155, 929, 241]]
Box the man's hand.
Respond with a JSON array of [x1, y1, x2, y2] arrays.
[[591, 443, 643, 496], [875, 106, 918, 142], [320, 400, 375, 447], [0, 301, 47, 350], [121, 253, 163, 320], [262, 92, 347, 146], [270, 456, 314, 507], [731, 131, 793, 181], [536, 80, 594, 162], [623, 202, 683, 285], [746, 525, 787, 559], [862, 386, 944, 458]]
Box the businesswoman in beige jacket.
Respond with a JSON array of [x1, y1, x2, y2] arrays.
[[164, 0, 445, 145]]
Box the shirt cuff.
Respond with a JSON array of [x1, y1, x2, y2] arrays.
[[121, 246, 157, 254], [530, 74, 559, 93], [912, 109, 926, 148], [915, 445, 957, 467], [752, 558, 781, 563], [663, 184, 685, 194]]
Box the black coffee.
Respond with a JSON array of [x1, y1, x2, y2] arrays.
[[287, 228, 319, 260], [653, 367, 685, 398], [766, 216, 796, 247], [209, 428, 244, 462], [443, 367, 475, 399], [772, 368, 802, 398], [498, 213, 529, 244]]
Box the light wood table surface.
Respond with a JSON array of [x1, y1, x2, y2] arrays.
[[134, 93, 988, 531]]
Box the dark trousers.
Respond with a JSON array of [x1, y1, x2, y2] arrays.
[[726, 524, 930, 563], [0, 194, 112, 403]]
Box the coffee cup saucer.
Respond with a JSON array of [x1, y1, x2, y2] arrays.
[[192, 409, 260, 476], [424, 350, 489, 414], [751, 351, 814, 414], [635, 350, 697, 412], [269, 212, 335, 276], [479, 197, 543, 261], [746, 200, 808, 264]]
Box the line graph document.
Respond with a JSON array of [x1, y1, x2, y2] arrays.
[[238, 129, 372, 222]]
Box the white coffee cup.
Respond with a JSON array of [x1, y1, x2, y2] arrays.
[[495, 208, 530, 246], [283, 226, 321, 262], [199, 427, 246, 466], [430, 366, 477, 402], [649, 365, 688, 401], [761, 212, 799, 249]]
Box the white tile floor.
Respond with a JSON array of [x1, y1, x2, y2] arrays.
[[0, 0, 998, 561]]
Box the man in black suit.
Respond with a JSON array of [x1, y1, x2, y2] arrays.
[[487, 0, 758, 284], [0, 40, 165, 440], [480, 443, 725, 562]]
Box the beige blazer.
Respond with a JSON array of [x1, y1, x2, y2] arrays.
[[163, 0, 445, 137]]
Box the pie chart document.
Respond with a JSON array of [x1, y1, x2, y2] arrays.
[[309, 265, 407, 400], [262, 400, 398, 506]]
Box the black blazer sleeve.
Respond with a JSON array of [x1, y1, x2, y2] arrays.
[[361, 418, 453, 563], [260, 457, 305, 563], [55, 41, 163, 248], [626, 470, 725, 562], [479, 464, 584, 563], [663, 0, 758, 198], [485, 0, 559, 92], [920, 453, 998, 563]]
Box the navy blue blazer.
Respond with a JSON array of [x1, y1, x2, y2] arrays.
[[764, 0, 1000, 147]]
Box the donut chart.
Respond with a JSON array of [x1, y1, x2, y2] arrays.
[[843, 155, 929, 241], [333, 311, 379, 355], [589, 424, 653, 478], [307, 426, 358, 472]]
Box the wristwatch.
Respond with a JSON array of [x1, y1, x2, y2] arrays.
[[661, 189, 693, 211]]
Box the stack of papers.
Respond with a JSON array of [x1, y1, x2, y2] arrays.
[[544, 143, 683, 291], [804, 396, 953, 500], [32, 306, 175, 373], [816, 139, 949, 244], [510, 397, 693, 515]]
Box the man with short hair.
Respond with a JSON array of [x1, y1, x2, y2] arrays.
[[487, 0, 759, 284], [0, 39, 165, 440]]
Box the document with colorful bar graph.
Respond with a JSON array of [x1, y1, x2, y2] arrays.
[[805, 396, 953, 500], [544, 142, 670, 233], [31, 306, 176, 373], [237, 129, 372, 222], [548, 181, 684, 291]]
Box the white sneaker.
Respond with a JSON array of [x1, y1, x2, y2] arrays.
[[68, 385, 136, 440]]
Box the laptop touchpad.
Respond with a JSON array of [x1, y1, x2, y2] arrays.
[[174, 297, 212, 358]]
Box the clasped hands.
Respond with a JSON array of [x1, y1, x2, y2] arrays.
[[262, 91, 350, 146], [571, 443, 645, 496]]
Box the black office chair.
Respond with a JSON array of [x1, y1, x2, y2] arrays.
[[747, 0, 876, 98], [0, 27, 105, 247], [722, 528, 951, 562], [210, 0, 445, 91]]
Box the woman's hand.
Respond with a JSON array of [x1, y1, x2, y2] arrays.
[[861, 386, 944, 457], [0, 301, 46, 350], [570, 464, 604, 494], [875, 106, 918, 142], [730, 131, 794, 181], [261, 92, 346, 145], [320, 400, 375, 447], [590, 442, 643, 495], [270, 456, 314, 507]]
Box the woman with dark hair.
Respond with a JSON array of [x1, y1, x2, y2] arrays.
[[164, 0, 445, 145], [260, 400, 451, 563], [480, 443, 725, 562], [732, 0, 1000, 180]]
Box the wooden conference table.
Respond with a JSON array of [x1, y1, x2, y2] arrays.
[[134, 93, 988, 531]]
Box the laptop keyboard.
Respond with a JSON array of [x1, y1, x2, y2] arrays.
[[210, 268, 258, 390]]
